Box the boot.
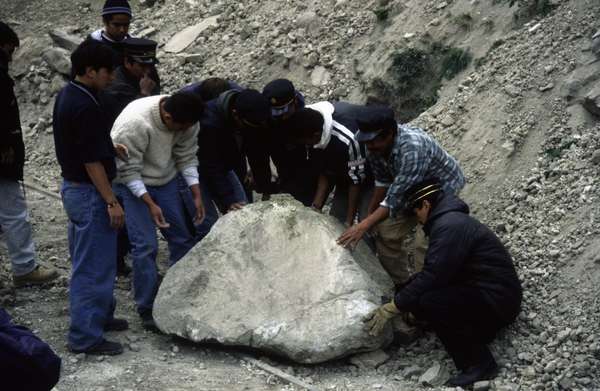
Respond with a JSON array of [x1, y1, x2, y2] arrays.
[[13, 265, 58, 288], [446, 346, 498, 387]]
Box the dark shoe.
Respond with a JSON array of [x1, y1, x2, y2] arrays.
[[70, 339, 123, 356], [446, 357, 498, 387], [140, 311, 161, 333], [116, 259, 132, 277], [104, 318, 129, 332]]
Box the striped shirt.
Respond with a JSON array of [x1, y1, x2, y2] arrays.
[[368, 125, 465, 216], [329, 120, 368, 185]]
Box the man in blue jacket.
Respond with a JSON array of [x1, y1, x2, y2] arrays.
[[0, 22, 58, 288], [364, 180, 522, 387]]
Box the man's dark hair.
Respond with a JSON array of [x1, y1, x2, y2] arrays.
[[405, 179, 443, 212], [199, 78, 230, 102], [71, 41, 115, 76], [288, 108, 324, 141], [0, 21, 19, 47], [163, 92, 205, 124]]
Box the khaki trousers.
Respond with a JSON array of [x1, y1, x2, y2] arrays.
[[373, 214, 428, 285]]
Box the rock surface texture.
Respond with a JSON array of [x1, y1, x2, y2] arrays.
[[154, 196, 394, 364]]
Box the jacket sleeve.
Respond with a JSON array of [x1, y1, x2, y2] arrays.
[[173, 123, 200, 171], [243, 129, 276, 193], [346, 141, 367, 185], [111, 119, 149, 184], [393, 218, 472, 311]]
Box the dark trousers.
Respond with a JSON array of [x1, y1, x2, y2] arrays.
[[408, 286, 508, 370]]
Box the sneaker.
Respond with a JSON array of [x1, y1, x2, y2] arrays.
[[140, 311, 161, 333], [104, 318, 129, 332], [70, 339, 123, 356], [13, 265, 59, 288]]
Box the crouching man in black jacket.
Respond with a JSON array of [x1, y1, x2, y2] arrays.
[[364, 179, 522, 387]]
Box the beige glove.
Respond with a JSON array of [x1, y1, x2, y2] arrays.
[[363, 301, 400, 336]]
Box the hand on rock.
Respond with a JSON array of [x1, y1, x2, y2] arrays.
[[363, 301, 400, 336]]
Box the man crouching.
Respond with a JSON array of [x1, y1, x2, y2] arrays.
[[364, 179, 522, 387]]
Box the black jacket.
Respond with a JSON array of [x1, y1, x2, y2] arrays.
[[0, 50, 25, 181], [394, 194, 522, 323], [99, 66, 161, 127]]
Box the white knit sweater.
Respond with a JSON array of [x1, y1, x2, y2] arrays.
[[111, 95, 199, 188]]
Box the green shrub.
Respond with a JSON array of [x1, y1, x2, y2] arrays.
[[440, 47, 472, 79], [373, 7, 389, 21]]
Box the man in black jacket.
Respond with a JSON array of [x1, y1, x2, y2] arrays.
[[0, 22, 58, 287], [364, 180, 522, 387]]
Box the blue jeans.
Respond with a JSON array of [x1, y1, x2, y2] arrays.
[[0, 179, 37, 276], [115, 176, 197, 314], [61, 180, 117, 351]]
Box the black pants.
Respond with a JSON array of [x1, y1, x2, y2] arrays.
[[408, 286, 508, 370]]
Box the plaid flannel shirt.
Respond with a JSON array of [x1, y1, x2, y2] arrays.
[[368, 124, 465, 217]]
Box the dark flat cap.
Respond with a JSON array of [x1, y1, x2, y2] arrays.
[[123, 37, 158, 64]]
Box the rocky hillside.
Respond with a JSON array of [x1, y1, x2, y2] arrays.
[[1, 0, 600, 389]]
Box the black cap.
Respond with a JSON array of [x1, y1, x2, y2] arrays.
[[263, 79, 296, 117], [405, 179, 442, 209], [355, 106, 397, 142], [123, 37, 158, 64], [102, 0, 132, 17], [234, 89, 271, 127]]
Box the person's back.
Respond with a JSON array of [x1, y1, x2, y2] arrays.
[[422, 194, 522, 322]]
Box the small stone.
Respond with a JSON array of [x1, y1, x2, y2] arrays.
[[171, 345, 180, 353], [591, 150, 600, 165], [528, 23, 541, 33], [128, 343, 140, 352], [349, 349, 389, 369], [539, 83, 554, 92], [418, 361, 449, 386], [436, 2, 448, 10], [473, 380, 491, 391], [96, 356, 105, 362]]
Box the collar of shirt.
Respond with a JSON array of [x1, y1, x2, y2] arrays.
[[69, 80, 100, 106]]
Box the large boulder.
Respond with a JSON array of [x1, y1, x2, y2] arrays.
[[154, 196, 394, 364]]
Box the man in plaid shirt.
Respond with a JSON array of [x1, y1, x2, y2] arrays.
[[338, 106, 465, 284]]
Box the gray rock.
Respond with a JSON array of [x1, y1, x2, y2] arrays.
[[591, 150, 600, 165], [42, 47, 71, 76], [48, 29, 81, 51], [582, 85, 600, 117], [153, 196, 394, 364], [418, 361, 450, 386], [311, 66, 331, 86], [401, 365, 422, 378], [164, 16, 219, 53], [592, 30, 600, 56], [473, 380, 491, 391], [349, 349, 390, 369]]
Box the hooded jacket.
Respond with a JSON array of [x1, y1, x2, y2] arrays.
[[0, 49, 25, 181], [393, 194, 522, 324], [307, 101, 370, 186]]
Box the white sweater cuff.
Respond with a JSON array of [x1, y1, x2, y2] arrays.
[[126, 179, 148, 198], [182, 166, 199, 187]]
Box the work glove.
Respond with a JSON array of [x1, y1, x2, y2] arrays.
[[363, 301, 400, 336]]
